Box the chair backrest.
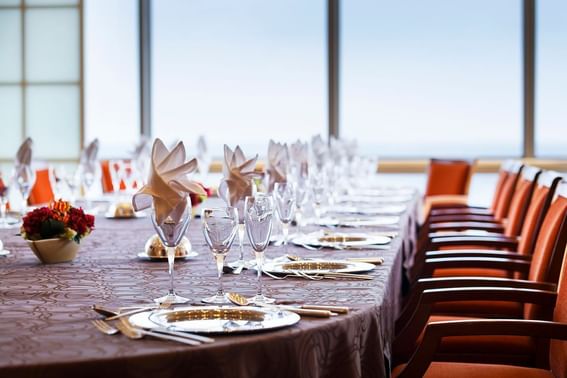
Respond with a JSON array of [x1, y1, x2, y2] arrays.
[[525, 181, 567, 319], [503, 166, 541, 237], [550, 238, 567, 375], [493, 161, 524, 221], [489, 160, 513, 212], [28, 168, 54, 205], [516, 171, 564, 256], [424, 159, 475, 197], [100, 160, 114, 193]]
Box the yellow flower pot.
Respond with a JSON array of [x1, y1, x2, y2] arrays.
[[27, 238, 79, 264]]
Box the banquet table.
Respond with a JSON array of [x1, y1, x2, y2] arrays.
[[0, 193, 418, 378]]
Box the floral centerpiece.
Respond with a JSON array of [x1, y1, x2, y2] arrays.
[[22, 200, 95, 244], [189, 183, 212, 208]]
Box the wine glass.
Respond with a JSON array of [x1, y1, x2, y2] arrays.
[[245, 194, 275, 304], [310, 170, 327, 223], [78, 162, 100, 211], [218, 179, 256, 272], [292, 176, 309, 236], [14, 166, 36, 216], [151, 196, 192, 304], [202, 206, 239, 304], [273, 182, 296, 252], [109, 160, 124, 201], [0, 171, 18, 229]]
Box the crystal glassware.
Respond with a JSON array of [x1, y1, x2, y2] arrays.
[[78, 162, 100, 211], [14, 166, 36, 216], [273, 182, 296, 252], [0, 171, 18, 229], [244, 194, 275, 304], [151, 196, 192, 304], [202, 206, 239, 304], [218, 179, 256, 272]]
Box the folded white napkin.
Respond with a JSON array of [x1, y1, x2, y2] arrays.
[[132, 136, 150, 161], [311, 135, 328, 170], [132, 139, 205, 225], [15, 138, 33, 169], [197, 136, 207, 158], [289, 140, 309, 177], [266, 140, 289, 191], [80, 139, 99, 170], [221, 145, 260, 206]]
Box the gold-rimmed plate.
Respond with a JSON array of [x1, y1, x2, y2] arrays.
[[329, 204, 407, 215], [262, 259, 375, 275], [292, 232, 391, 248], [128, 306, 300, 334], [316, 215, 400, 228]]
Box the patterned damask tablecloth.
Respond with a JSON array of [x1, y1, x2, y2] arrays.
[[0, 195, 418, 378]]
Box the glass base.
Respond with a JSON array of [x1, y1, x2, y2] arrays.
[[251, 294, 276, 305], [0, 217, 20, 229], [202, 293, 232, 305], [153, 292, 190, 305]]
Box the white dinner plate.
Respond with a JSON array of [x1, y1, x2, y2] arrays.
[[129, 306, 300, 334], [262, 259, 375, 275], [329, 204, 407, 215], [316, 215, 400, 228], [291, 231, 391, 248]]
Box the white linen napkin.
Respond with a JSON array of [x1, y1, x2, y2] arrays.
[[221, 145, 261, 206], [289, 140, 309, 177], [15, 137, 33, 169], [80, 139, 99, 170], [132, 139, 205, 225], [266, 140, 289, 191]]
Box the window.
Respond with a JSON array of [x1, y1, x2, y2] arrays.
[[340, 0, 522, 158], [0, 0, 81, 160], [535, 0, 567, 158], [151, 0, 326, 157], [84, 0, 140, 158]]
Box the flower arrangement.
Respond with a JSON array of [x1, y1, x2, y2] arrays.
[[189, 183, 212, 207], [21, 200, 95, 243]]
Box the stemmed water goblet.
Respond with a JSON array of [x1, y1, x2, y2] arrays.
[[292, 176, 308, 236], [151, 196, 192, 304], [202, 206, 239, 304], [218, 179, 256, 273], [0, 171, 18, 228], [310, 170, 327, 224], [245, 194, 275, 304], [78, 162, 99, 211], [273, 182, 296, 252], [14, 166, 36, 216]]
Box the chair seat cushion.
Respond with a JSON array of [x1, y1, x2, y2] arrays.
[[392, 362, 552, 378]]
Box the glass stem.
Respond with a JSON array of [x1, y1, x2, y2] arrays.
[[0, 200, 6, 220], [167, 246, 175, 295], [282, 223, 289, 253], [295, 209, 302, 235], [238, 223, 245, 261], [215, 254, 225, 295], [255, 251, 264, 297]]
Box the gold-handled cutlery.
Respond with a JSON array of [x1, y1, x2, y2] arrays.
[[91, 319, 119, 335], [227, 292, 339, 318], [286, 254, 384, 265], [115, 319, 201, 346]]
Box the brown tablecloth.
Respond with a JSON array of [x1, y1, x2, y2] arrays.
[[0, 197, 417, 378]]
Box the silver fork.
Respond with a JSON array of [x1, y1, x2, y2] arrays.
[[92, 319, 119, 335], [116, 319, 201, 346]]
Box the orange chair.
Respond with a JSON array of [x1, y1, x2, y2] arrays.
[[100, 160, 114, 193], [408, 170, 563, 282], [425, 159, 476, 197], [28, 168, 54, 205], [428, 160, 523, 221], [393, 250, 567, 377], [394, 181, 567, 367]]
